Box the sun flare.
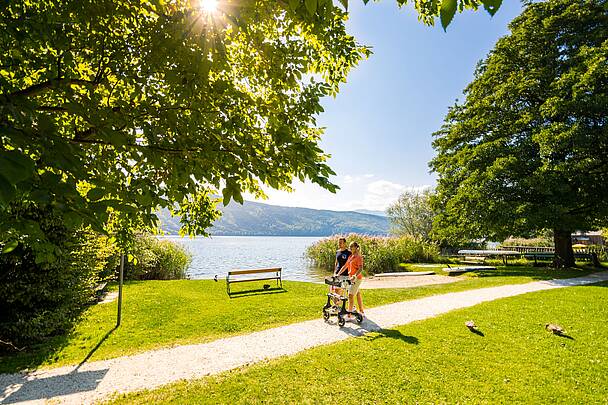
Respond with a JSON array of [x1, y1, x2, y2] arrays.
[[199, 0, 218, 14]]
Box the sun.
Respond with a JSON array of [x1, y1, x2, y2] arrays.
[[199, 0, 218, 14]]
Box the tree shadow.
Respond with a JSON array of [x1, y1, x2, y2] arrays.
[[463, 265, 599, 281], [0, 334, 71, 374], [0, 368, 108, 404]]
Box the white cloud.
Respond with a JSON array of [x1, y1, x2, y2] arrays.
[[243, 177, 432, 212]]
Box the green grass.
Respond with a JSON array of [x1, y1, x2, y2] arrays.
[[108, 281, 608, 404], [0, 265, 599, 374]]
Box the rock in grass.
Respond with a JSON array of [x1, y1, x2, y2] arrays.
[[545, 323, 565, 335]]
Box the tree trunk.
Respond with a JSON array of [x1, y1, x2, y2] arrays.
[[553, 229, 575, 268]]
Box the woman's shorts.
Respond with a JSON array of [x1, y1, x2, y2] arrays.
[[349, 277, 363, 295]]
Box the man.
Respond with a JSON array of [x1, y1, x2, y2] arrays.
[[334, 237, 351, 276]]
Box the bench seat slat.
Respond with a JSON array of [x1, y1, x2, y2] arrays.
[[229, 268, 281, 275], [229, 276, 281, 283]]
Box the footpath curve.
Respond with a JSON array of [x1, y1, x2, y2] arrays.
[[2, 271, 607, 404]]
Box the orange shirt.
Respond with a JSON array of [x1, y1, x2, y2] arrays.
[[345, 254, 363, 279]]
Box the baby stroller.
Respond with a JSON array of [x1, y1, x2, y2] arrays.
[[322, 275, 364, 327]]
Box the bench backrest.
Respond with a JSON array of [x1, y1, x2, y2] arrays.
[[228, 268, 281, 276]]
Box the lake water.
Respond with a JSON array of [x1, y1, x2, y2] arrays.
[[162, 236, 330, 282]]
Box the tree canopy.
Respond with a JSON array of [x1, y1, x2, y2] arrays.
[[387, 189, 434, 240], [1, 0, 503, 254], [430, 0, 608, 265]]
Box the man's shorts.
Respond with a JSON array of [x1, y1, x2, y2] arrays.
[[349, 277, 363, 295]]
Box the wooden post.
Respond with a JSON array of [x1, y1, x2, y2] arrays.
[[117, 253, 124, 327]]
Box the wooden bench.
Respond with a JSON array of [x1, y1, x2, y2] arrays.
[[226, 268, 282, 295]]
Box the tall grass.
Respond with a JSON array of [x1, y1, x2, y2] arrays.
[[306, 234, 439, 275], [124, 234, 192, 280]]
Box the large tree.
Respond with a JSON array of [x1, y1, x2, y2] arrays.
[[387, 189, 434, 240], [0, 0, 501, 253], [430, 0, 608, 266]]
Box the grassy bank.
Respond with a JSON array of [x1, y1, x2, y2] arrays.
[[0, 266, 597, 373], [108, 280, 608, 404]]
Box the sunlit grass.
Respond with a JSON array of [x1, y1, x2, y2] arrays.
[[108, 281, 608, 404], [0, 265, 598, 373]]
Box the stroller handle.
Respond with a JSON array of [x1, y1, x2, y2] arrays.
[[324, 275, 352, 287]]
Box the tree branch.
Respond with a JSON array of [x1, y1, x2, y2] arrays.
[[3, 78, 99, 100]]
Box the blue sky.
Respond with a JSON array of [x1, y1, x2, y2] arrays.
[[248, 1, 524, 212]]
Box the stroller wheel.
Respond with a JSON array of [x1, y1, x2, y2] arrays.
[[355, 313, 364, 324], [337, 315, 346, 327], [322, 309, 330, 321]]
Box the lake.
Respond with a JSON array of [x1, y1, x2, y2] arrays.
[[162, 236, 330, 283]]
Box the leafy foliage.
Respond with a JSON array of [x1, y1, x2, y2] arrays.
[[0, 0, 503, 249], [0, 203, 115, 350], [0, 0, 370, 246], [387, 188, 434, 240], [430, 0, 608, 264], [306, 234, 439, 274]]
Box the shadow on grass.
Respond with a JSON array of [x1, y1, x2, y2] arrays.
[[0, 325, 118, 375], [75, 326, 117, 371], [228, 288, 287, 299], [463, 265, 598, 281], [468, 328, 485, 337], [0, 334, 71, 375], [363, 329, 420, 345]]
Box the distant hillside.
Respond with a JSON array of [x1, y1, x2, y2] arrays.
[[354, 209, 387, 217], [157, 200, 389, 236]]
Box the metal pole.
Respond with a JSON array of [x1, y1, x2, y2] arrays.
[[117, 253, 124, 327]]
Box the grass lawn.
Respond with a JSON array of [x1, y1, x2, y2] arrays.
[[0, 265, 599, 374], [108, 280, 608, 404]]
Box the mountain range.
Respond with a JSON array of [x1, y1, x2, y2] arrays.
[[157, 200, 389, 236]]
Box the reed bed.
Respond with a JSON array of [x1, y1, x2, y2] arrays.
[[306, 234, 439, 275]]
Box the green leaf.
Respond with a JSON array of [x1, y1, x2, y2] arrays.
[[222, 187, 232, 206], [2, 240, 18, 254], [0, 150, 35, 185], [304, 0, 317, 16], [338, 0, 348, 10], [232, 186, 244, 204], [482, 0, 502, 16], [440, 0, 457, 31], [87, 187, 105, 201], [0, 174, 16, 206], [288, 0, 300, 11]]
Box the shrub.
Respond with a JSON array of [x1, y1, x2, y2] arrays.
[[0, 204, 114, 350], [123, 235, 191, 280], [500, 237, 553, 248], [306, 234, 439, 275]]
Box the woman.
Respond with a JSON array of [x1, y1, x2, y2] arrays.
[[341, 241, 364, 318]]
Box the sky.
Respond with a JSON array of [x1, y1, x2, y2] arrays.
[[246, 1, 524, 212]]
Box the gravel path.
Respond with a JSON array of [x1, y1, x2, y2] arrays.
[[362, 274, 461, 289], [2, 271, 607, 405]]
